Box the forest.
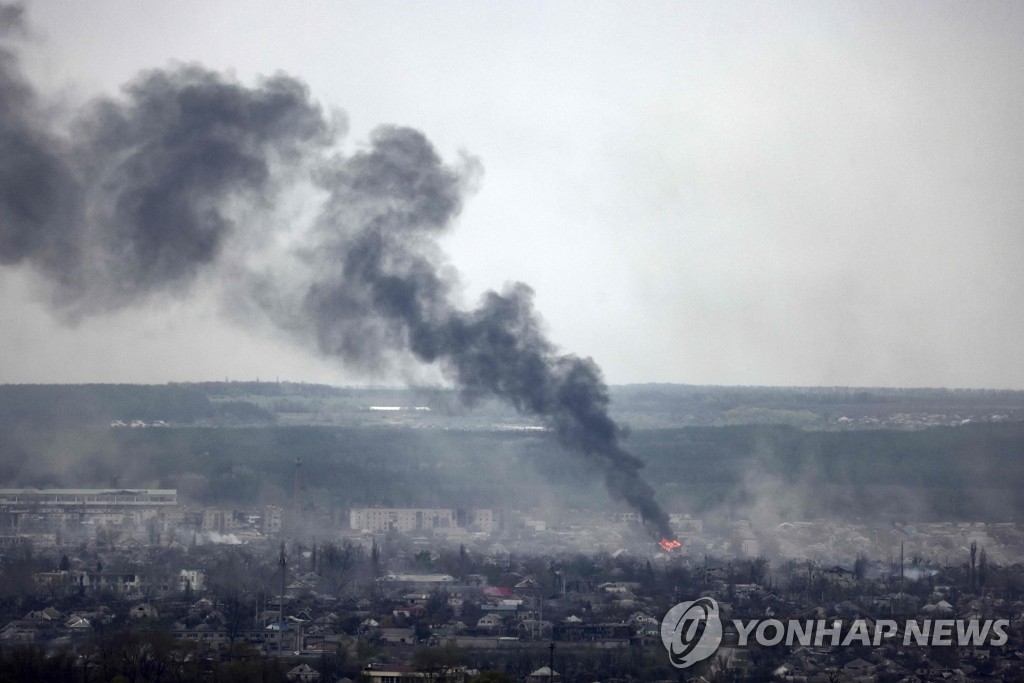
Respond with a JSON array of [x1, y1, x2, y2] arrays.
[[0, 382, 1022, 522]]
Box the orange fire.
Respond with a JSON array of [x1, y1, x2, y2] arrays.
[[659, 538, 682, 552]]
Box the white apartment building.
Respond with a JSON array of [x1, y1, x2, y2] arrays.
[[349, 507, 495, 534]]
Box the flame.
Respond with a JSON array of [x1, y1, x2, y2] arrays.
[[659, 538, 682, 552]]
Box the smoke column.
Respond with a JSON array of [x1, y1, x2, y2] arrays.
[[0, 5, 675, 540]]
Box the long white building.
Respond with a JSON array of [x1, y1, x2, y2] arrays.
[[0, 489, 177, 507], [0, 488, 178, 534], [350, 507, 494, 534]]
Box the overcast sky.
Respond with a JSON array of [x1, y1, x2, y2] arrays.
[[2, 0, 1023, 389]]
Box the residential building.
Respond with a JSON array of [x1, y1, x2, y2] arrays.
[[349, 507, 494, 534]]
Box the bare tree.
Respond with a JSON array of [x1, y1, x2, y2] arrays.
[[320, 541, 360, 598]]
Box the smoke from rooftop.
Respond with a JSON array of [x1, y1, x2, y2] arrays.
[[0, 4, 674, 539]]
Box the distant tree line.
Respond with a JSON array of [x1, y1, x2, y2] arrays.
[[0, 419, 1023, 520], [0, 385, 278, 427]]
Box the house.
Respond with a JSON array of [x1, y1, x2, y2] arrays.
[[921, 600, 954, 616], [24, 607, 62, 623], [74, 571, 143, 596], [552, 622, 633, 642], [286, 663, 320, 682], [392, 605, 426, 619], [178, 569, 205, 592], [821, 566, 856, 586], [191, 597, 214, 613], [379, 627, 416, 645], [0, 623, 35, 643], [516, 619, 552, 638], [361, 663, 470, 682], [476, 614, 503, 631], [526, 666, 561, 682], [129, 603, 158, 620], [172, 624, 231, 652], [287, 578, 317, 599], [629, 612, 659, 636], [843, 657, 875, 677], [515, 577, 539, 591], [480, 600, 521, 614], [772, 664, 793, 679]]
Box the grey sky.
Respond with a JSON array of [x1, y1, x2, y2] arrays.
[[2, 0, 1022, 388]]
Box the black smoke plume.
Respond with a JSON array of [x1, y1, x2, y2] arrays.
[[0, 4, 331, 313], [0, 5, 675, 540]]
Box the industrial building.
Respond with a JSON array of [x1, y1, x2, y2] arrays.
[[0, 488, 177, 536]]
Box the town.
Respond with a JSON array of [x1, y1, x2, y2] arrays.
[[1, 487, 1024, 681]]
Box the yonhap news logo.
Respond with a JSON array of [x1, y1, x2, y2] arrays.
[[661, 598, 1009, 670], [660, 597, 723, 669]]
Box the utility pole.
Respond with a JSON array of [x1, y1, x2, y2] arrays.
[[900, 541, 905, 596], [538, 584, 543, 641], [278, 542, 287, 657], [549, 642, 555, 683]]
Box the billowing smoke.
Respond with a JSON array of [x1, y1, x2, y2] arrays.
[[0, 4, 331, 313], [0, 5, 675, 540]]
